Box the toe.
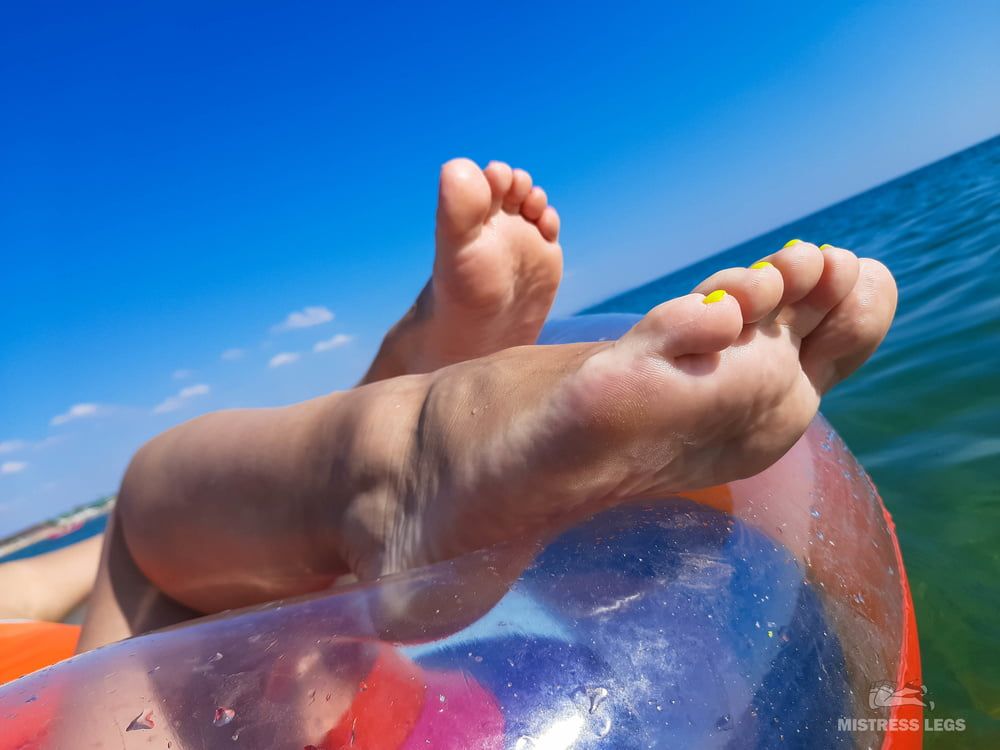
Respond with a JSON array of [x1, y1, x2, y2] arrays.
[[483, 161, 514, 214], [503, 168, 533, 211], [537, 205, 561, 242], [800, 258, 898, 392], [693, 263, 783, 323], [776, 244, 861, 338], [759, 240, 825, 307], [521, 186, 548, 221], [630, 291, 744, 358], [436, 158, 492, 245]]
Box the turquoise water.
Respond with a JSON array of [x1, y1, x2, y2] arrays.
[[585, 135, 1000, 746]]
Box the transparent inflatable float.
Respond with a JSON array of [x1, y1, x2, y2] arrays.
[[0, 314, 921, 750]]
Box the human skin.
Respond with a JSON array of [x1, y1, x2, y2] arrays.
[[79, 235, 896, 651], [0, 534, 102, 622]]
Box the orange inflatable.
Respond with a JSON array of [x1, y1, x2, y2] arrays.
[[0, 622, 79, 685]]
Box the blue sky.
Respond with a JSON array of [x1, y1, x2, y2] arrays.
[[1, 0, 998, 533]]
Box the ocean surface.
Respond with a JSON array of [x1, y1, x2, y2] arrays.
[[585, 135, 1000, 747]]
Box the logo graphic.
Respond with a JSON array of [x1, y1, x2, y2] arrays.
[[840, 681, 963, 733], [868, 681, 935, 711]]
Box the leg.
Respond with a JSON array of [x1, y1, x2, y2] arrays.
[[76, 515, 196, 651], [79, 157, 558, 645], [80, 240, 895, 653], [0, 534, 102, 622]]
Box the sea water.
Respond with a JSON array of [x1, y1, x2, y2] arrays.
[[584, 135, 1000, 747]]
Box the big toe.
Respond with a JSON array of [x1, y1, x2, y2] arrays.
[[628, 290, 745, 359], [436, 158, 492, 246], [800, 258, 897, 392]]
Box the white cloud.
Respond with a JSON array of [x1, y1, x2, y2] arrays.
[[313, 333, 354, 353], [272, 306, 334, 332], [50, 403, 102, 426], [0, 461, 27, 475], [0, 437, 64, 454], [221, 348, 246, 361], [172, 368, 194, 380], [34, 435, 66, 450], [268, 352, 301, 368], [0, 440, 26, 455], [153, 384, 211, 415]]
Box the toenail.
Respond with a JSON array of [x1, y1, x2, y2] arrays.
[[703, 289, 727, 304], [782, 239, 802, 248], [819, 244, 833, 251], [749, 261, 773, 270]]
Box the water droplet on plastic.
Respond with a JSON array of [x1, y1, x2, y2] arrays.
[[715, 714, 733, 731], [810, 509, 820, 518], [126, 709, 155, 731], [585, 686, 608, 714], [208, 652, 223, 663], [213, 707, 235, 727]]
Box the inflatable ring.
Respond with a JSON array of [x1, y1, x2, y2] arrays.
[[0, 314, 921, 749]]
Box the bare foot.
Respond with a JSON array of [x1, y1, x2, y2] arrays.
[[363, 158, 562, 382], [116, 243, 896, 617], [351, 241, 898, 576]]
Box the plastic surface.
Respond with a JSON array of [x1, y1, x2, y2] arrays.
[[0, 314, 918, 749]]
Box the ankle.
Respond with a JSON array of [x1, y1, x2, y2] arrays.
[[318, 374, 430, 578], [360, 295, 434, 383], [361, 323, 410, 384]]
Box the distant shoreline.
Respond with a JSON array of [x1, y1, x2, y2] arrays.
[[0, 496, 115, 560]]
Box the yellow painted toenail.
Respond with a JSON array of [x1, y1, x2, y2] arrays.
[[819, 244, 833, 251], [749, 261, 773, 270], [703, 289, 727, 304], [782, 239, 801, 248]]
